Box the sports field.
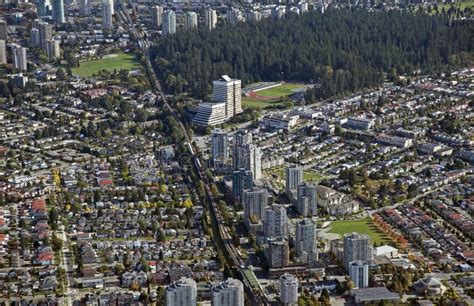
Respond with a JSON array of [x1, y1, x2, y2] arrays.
[[256, 84, 305, 97], [72, 53, 139, 77], [328, 218, 392, 246], [242, 83, 306, 109]]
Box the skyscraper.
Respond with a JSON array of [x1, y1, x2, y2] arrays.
[[264, 204, 288, 240], [295, 219, 318, 264], [296, 183, 317, 217], [285, 165, 303, 194], [163, 10, 176, 35], [13, 46, 27, 71], [37, 0, 48, 17], [247, 144, 262, 181], [205, 8, 217, 30], [0, 20, 7, 41], [102, 0, 113, 30], [233, 130, 252, 170], [185, 11, 198, 30], [267, 239, 289, 268], [151, 5, 163, 28], [0, 40, 6, 65], [30, 28, 40, 46], [79, 0, 91, 16], [46, 39, 60, 59], [343, 233, 372, 269], [211, 128, 228, 168], [52, 0, 65, 24], [280, 273, 298, 305], [349, 260, 369, 288], [211, 278, 244, 306], [212, 75, 242, 118], [165, 277, 197, 306], [232, 169, 253, 201], [242, 187, 267, 222], [39, 22, 52, 51]]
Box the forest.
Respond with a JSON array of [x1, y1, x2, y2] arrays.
[[150, 8, 472, 101]]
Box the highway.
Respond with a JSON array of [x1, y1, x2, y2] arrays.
[[116, 7, 268, 305]]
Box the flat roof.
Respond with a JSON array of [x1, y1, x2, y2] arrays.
[[350, 287, 399, 302]]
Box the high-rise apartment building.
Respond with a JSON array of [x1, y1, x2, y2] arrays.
[[267, 239, 289, 268], [46, 39, 60, 59], [295, 218, 318, 264], [39, 22, 52, 51], [0, 40, 6, 65], [264, 204, 288, 240], [285, 165, 303, 194], [151, 5, 163, 28], [343, 233, 372, 269], [165, 277, 197, 306], [52, 0, 65, 24], [211, 278, 244, 306], [296, 183, 317, 217], [163, 10, 176, 35], [349, 260, 369, 288], [232, 169, 253, 201], [242, 188, 267, 222], [233, 130, 252, 170], [211, 128, 228, 168], [30, 28, 39, 46], [79, 0, 91, 16], [13, 46, 27, 71], [102, 0, 114, 30], [212, 75, 242, 118], [280, 273, 298, 305], [185, 11, 198, 30], [205, 8, 217, 30], [0, 20, 7, 41], [37, 0, 48, 17]]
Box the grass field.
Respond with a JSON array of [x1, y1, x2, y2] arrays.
[[256, 84, 305, 97], [242, 97, 291, 109], [328, 218, 392, 246], [72, 53, 139, 77], [264, 166, 325, 183]]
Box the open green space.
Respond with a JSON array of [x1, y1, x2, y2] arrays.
[[256, 83, 305, 97], [72, 53, 139, 77], [264, 166, 325, 183], [242, 268, 260, 289], [328, 218, 392, 246], [241, 97, 290, 109]]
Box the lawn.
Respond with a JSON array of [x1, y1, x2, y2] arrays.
[[264, 166, 325, 183], [328, 218, 392, 246], [241, 96, 291, 109], [256, 84, 305, 97], [72, 53, 139, 77]]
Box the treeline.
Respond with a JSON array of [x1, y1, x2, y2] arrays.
[[150, 8, 472, 100]]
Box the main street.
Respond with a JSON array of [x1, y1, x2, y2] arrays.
[[116, 6, 268, 305]]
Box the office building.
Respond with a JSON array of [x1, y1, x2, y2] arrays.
[[349, 260, 369, 288], [37, 0, 48, 17], [280, 273, 298, 305], [185, 11, 198, 30], [151, 5, 163, 28], [211, 278, 244, 306], [0, 20, 7, 41], [52, 0, 65, 24], [192, 102, 227, 126], [79, 0, 91, 16], [242, 188, 267, 222], [285, 165, 303, 194], [267, 239, 289, 268], [13, 46, 27, 71], [30, 28, 39, 46], [295, 219, 318, 264], [233, 130, 253, 170], [46, 39, 60, 59], [344, 233, 372, 269], [232, 169, 253, 200], [165, 277, 197, 306], [212, 75, 242, 118], [102, 0, 113, 30], [0, 40, 6, 65], [39, 22, 52, 51], [296, 183, 317, 217], [211, 128, 228, 168], [163, 10, 176, 35], [264, 204, 288, 239], [205, 8, 217, 30]]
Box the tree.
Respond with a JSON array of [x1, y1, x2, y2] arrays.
[[51, 234, 63, 252]]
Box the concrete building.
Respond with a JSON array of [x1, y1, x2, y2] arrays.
[[267, 239, 289, 268], [245, 10, 261, 22], [262, 114, 299, 131], [79, 0, 91, 16], [349, 260, 369, 288], [247, 144, 262, 181], [0, 40, 6, 65], [212, 75, 242, 118], [295, 219, 318, 264], [13, 46, 27, 71], [346, 117, 375, 130], [264, 204, 288, 240], [211, 278, 244, 306], [52, 0, 65, 24], [163, 10, 176, 35], [165, 277, 197, 306], [280, 273, 298, 305], [0, 20, 7, 41], [39, 22, 52, 51], [37, 0, 48, 17], [102, 0, 114, 30], [232, 169, 253, 200], [272, 6, 286, 19], [30, 28, 39, 46], [344, 233, 372, 269], [233, 130, 253, 170], [152, 5, 163, 28], [192, 102, 227, 126], [46, 39, 60, 59], [211, 128, 228, 168], [285, 165, 303, 194], [242, 188, 267, 222], [205, 8, 217, 30], [226, 8, 241, 24], [296, 183, 317, 217], [185, 11, 198, 30]]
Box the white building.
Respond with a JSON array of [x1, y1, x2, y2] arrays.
[[46, 39, 60, 59], [296, 183, 317, 217], [262, 114, 299, 131], [346, 117, 375, 130], [285, 165, 303, 194], [192, 102, 227, 126], [264, 204, 288, 240], [349, 260, 369, 288], [0, 40, 6, 64], [38, 22, 52, 51], [152, 6, 163, 28], [102, 0, 114, 30], [165, 277, 197, 306], [295, 218, 318, 264], [376, 133, 413, 148], [212, 75, 243, 118], [344, 233, 372, 269], [163, 10, 176, 35], [211, 278, 244, 306], [242, 187, 267, 222], [13, 46, 27, 71], [280, 273, 298, 304], [185, 11, 198, 30], [205, 8, 217, 30]]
